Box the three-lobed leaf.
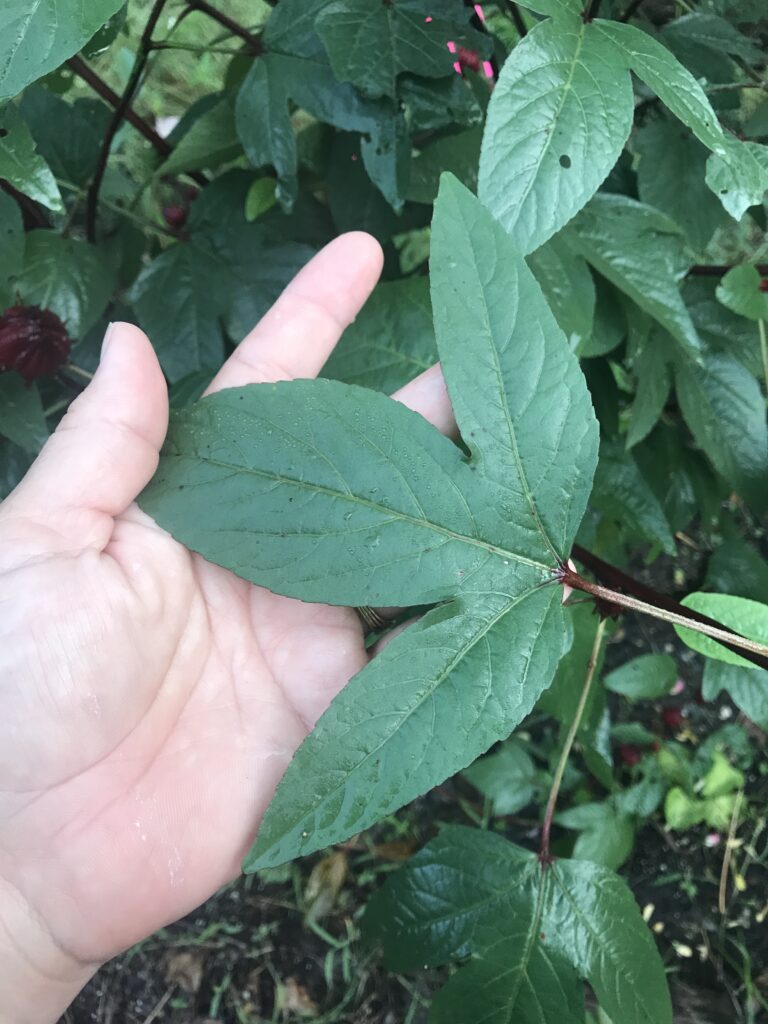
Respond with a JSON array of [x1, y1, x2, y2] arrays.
[[363, 826, 672, 1024], [140, 177, 599, 869]]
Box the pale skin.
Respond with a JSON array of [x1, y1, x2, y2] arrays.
[[0, 233, 462, 1023]]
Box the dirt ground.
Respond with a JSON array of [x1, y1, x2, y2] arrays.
[[61, 549, 768, 1024]]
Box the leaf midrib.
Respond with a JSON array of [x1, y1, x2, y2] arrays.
[[181, 453, 552, 574], [255, 586, 549, 862]]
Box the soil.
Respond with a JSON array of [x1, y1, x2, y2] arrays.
[[61, 537, 768, 1024]]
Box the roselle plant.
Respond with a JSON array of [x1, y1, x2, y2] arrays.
[[1, 0, 768, 1020]]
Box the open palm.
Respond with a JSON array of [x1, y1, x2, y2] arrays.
[[0, 234, 454, 973]]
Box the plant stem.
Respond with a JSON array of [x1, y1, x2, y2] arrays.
[[148, 41, 245, 55], [619, 0, 645, 20], [184, 0, 264, 53], [689, 264, 768, 277], [562, 568, 768, 667], [507, 2, 528, 37], [540, 618, 607, 863], [62, 363, 94, 383], [85, 0, 169, 242], [582, 0, 602, 22], [67, 56, 170, 157], [759, 318, 768, 392], [570, 543, 752, 650]]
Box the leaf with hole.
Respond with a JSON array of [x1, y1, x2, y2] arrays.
[[478, 15, 634, 254]]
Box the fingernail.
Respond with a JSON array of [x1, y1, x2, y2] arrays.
[[100, 322, 116, 362]]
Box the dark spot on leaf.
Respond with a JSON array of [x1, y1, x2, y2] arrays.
[[559, 154, 571, 169], [540, 933, 546, 940], [0, 127, 7, 138], [720, 189, 729, 195]]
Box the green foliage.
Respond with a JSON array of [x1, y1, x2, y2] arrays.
[[0, 0, 124, 100], [2, 2, 768, 1019], [676, 592, 768, 669], [142, 178, 599, 868], [363, 826, 673, 1024]]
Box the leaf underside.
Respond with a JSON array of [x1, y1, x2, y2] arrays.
[[140, 176, 599, 869]]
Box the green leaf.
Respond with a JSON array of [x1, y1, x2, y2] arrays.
[[322, 277, 436, 393], [0, 438, 33, 500], [10, 230, 114, 338], [0, 373, 48, 453], [604, 654, 677, 700], [130, 243, 229, 383], [431, 176, 599, 561], [141, 179, 598, 869], [661, 12, 762, 63], [514, 0, 582, 17], [235, 50, 394, 209], [591, 441, 676, 555], [703, 660, 768, 730], [701, 749, 743, 798], [315, 0, 481, 99], [594, 20, 726, 157], [406, 126, 482, 205], [463, 739, 539, 816], [327, 131, 403, 241], [538, 604, 610, 786], [634, 116, 727, 251], [400, 74, 482, 134], [705, 137, 768, 221], [0, 190, 24, 308], [675, 592, 768, 670], [0, 103, 63, 212], [157, 96, 241, 176], [558, 802, 635, 871], [674, 349, 768, 508], [478, 16, 633, 254], [364, 826, 672, 1024], [625, 328, 672, 450], [528, 237, 595, 351], [18, 88, 111, 189], [715, 264, 768, 322], [664, 786, 706, 830], [245, 178, 278, 222], [577, 277, 626, 359], [567, 195, 701, 358], [704, 518, 768, 604], [0, 0, 124, 100]]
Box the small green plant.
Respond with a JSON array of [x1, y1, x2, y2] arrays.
[[1, 0, 768, 1020]]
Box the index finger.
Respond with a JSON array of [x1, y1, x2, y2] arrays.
[[205, 232, 383, 394]]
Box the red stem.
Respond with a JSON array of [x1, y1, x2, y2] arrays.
[[184, 0, 264, 53], [689, 264, 768, 277], [86, 0, 170, 242]]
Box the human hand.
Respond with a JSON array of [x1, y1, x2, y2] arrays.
[[0, 233, 456, 1022]]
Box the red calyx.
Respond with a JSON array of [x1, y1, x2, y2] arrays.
[[163, 204, 188, 229], [758, 278, 768, 293], [618, 744, 642, 766], [662, 706, 684, 730], [457, 46, 482, 72], [0, 305, 71, 383]]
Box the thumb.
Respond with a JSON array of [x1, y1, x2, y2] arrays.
[[5, 322, 168, 537]]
